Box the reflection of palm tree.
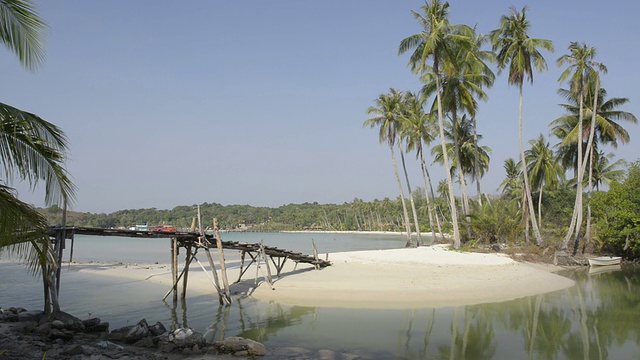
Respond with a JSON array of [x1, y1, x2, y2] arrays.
[[490, 6, 553, 246]]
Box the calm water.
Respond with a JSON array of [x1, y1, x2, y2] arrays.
[[1, 232, 639, 359]]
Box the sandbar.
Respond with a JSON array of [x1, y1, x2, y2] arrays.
[[65, 244, 575, 309]]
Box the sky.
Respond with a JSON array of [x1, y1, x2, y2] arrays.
[[3, 0, 639, 214]]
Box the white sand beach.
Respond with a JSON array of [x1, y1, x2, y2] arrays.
[[70, 244, 575, 309]]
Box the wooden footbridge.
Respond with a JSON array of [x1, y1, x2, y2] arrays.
[[49, 222, 331, 307]]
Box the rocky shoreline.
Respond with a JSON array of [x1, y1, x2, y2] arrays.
[[0, 307, 266, 359]]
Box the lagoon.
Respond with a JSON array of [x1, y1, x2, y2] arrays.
[[1, 232, 639, 359]]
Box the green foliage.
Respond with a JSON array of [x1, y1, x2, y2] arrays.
[[591, 161, 640, 258], [470, 199, 522, 244]]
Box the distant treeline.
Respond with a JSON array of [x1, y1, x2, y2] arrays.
[[39, 192, 447, 232]]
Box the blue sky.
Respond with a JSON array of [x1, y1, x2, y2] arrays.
[[3, 1, 639, 213]]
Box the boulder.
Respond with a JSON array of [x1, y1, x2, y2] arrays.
[[214, 336, 267, 357]]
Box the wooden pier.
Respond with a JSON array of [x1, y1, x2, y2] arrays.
[[48, 225, 331, 306]]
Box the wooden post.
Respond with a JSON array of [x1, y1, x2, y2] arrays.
[[213, 218, 231, 302], [197, 205, 229, 305], [182, 218, 197, 300], [237, 251, 246, 283], [171, 237, 178, 303], [259, 241, 274, 288], [312, 239, 320, 270]]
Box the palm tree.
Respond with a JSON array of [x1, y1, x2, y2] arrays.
[[1, 0, 75, 314], [591, 151, 625, 191], [399, 91, 444, 241], [419, 26, 494, 234], [490, 6, 553, 246], [498, 158, 522, 198], [364, 89, 414, 247], [398, 0, 465, 248], [525, 134, 564, 229], [556, 42, 606, 251], [552, 85, 636, 250]]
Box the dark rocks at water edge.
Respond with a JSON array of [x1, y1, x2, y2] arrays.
[[0, 306, 268, 358]]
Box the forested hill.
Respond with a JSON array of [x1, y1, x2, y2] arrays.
[[38, 198, 425, 232]]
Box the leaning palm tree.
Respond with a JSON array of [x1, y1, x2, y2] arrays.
[[490, 6, 553, 246], [552, 85, 636, 250], [1, 0, 75, 314], [364, 89, 414, 247], [399, 91, 442, 243], [524, 134, 564, 229], [398, 0, 465, 248], [556, 42, 606, 251]]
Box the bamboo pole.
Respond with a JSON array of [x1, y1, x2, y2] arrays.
[[311, 239, 319, 270], [182, 218, 197, 300]]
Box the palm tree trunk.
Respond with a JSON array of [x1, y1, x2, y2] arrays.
[[472, 115, 482, 206], [585, 145, 594, 247], [562, 90, 585, 250], [420, 147, 443, 242], [519, 83, 544, 246], [434, 59, 461, 248], [538, 186, 543, 231], [399, 145, 422, 246], [573, 75, 600, 256], [451, 110, 471, 241], [390, 145, 413, 247]]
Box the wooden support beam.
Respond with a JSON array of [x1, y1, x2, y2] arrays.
[[171, 237, 178, 303], [213, 218, 231, 304], [312, 239, 319, 270]]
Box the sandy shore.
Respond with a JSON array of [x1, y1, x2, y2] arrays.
[[64, 244, 575, 309]]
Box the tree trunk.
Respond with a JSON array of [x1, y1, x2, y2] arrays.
[[451, 110, 471, 242], [519, 83, 544, 246], [434, 58, 461, 248], [399, 143, 422, 246], [390, 145, 413, 246], [472, 115, 483, 206], [562, 88, 585, 250], [585, 145, 594, 247], [573, 75, 600, 256], [538, 185, 543, 231], [419, 147, 442, 242]]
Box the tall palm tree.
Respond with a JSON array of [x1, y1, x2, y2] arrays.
[[1, 0, 75, 314], [524, 134, 564, 229], [398, 0, 465, 248], [399, 91, 444, 241], [556, 42, 606, 251], [552, 85, 636, 250], [419, 25, 493, 232], [364, 89, 414, 247], [490, 6, 553, 246]]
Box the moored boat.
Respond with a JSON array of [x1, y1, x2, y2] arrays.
[[588, 256, 621, 266]]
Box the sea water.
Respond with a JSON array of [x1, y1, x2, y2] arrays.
[[1, 232, 639, 359]]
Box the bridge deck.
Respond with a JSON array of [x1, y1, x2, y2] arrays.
[[50, 227, 332, 268]]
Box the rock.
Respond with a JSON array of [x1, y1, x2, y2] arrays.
[[107, 325, 134, 342], [148, 321, 166, 336], [319, 349, 336, 360], [172, 328, 204, 348], [84, 318, 110, 333], [53, 311, 86, 332], [17, 310, 44, 322], [62, 344, 86, 356], [34, 322, 52, 336], [49, 328, 73, 341], [124, 319, 151, 343], [51, 319, 66, 329], [133, 336, 156, 348], [214, 336, 268, 357]]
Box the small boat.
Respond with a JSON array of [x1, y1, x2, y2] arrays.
[[588, 256, 621, 266]]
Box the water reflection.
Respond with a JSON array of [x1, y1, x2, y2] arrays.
[[182, 265, 639, 359]]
